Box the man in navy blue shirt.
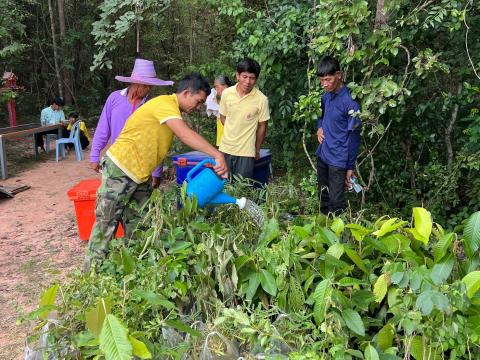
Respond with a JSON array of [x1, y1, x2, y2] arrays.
[[316, 56, 361, 215]]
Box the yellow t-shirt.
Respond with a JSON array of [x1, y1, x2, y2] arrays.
[[107, 94, 180, 183], [216, 117, 224, 147], [219, 85, 269, 157]]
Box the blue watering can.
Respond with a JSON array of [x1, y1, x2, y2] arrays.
[[184, 159, 246, 209]]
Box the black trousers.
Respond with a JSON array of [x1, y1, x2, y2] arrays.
[[223, 153, 255, 180], [34, 127, 69, 149], [317, 157, 347, 215]]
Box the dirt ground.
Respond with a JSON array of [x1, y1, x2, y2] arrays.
[[0, 138, 98, 359]]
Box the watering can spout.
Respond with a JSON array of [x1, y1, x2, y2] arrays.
[[210, 193, 247, 209]]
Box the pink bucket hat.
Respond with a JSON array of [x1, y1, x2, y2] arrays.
[[115, 59, 174, 86]]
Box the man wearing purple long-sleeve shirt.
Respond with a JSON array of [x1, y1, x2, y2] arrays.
[[89, 59, 173, 187]]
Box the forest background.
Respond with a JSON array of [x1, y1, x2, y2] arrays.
[[0, 0, 479, 227]]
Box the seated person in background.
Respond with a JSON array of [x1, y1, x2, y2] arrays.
[[36, 97, 68, 152], [65, 111, 91, 150], [205, 75, 233, 146]]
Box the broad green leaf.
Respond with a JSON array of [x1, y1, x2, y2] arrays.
[[345, 247, 368, 273], [467, 315, 480, 334], [433, 232, 454, 261], [380, 233, 411, 254], [258, 218, 280, 247], [462, 271, 480, 298], [376, 324, 394, 351], [364, 344, 379, 360], [38, 284, 59, 320], [373, 218, 406, 237], [27, 305, 57, 320], [317, 227, 338, 245], [313, 279, 331, 324], [374, 274, 390, 303], [86, 298, 112, 338], [430, 254, 454, 285], [342, 308, 365, 336], [331, 217, 345, 237], [345, 349, 364, 359], [120, 248, 135, 275], [407, 207, 432, 244], [415, 290, 449, 315], [338, 277, 368, 286], [327, 243, 344, 259], [346, 223, 370, 241], [168, 241, 192, 254], [132, 289, 175, 310], [246, 272, 260, 301], [165, 319, 201, 337], [99, 314, 132, 360], [410, 336, 441, 360], [235, 255, 253, 271], [259, 269, 277, 296], [128, 335, 152, 359], [463, 211, 480, 259]]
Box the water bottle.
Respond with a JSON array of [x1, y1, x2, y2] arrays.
[[350, 175, 363, 193]]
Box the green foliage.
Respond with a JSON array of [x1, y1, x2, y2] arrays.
[[24, 181, 480, 358]]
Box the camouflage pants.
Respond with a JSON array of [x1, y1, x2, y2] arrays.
[[86, 156, 152, 262]]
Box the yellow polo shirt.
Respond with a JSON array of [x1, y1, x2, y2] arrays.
[[219, 85, 269, 157], [107, 94, 180, 183]]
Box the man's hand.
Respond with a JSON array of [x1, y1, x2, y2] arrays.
[[317, 127, 325, 144], [90, 162, 100, 173], [345, 169, 354, 189], [213, 153, 228, 178], [255, 149, 260, 160], [152, 176, 161, 188]]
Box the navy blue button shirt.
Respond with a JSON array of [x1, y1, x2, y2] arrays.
[[316, 85, 361, 170]]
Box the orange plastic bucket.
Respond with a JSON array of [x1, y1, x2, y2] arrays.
[[67, 178, 124, 241]]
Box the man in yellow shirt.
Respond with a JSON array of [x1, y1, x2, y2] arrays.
[[219, 58, 270, 179], [84, 73, 227, 271]]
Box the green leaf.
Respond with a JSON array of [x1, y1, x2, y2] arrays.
[[345, 247, 368, 273], [86, 298, 112, 338], [407, 208, 432, 244], [247, 272, 260, 301], [258, 218, 280, 247], [259, 269, 277, 296], [120, 248, 135, 275], [132, 289, 175, 310], [374, 274, 390, 303], [38, 284, 59, 319], [327, 243, 344, 259], [376, 324, 394, 351], [165, 319, 201, 337], [462, 271, 480, 298], [342, 308, 365, 336], [364, 344, 379, 360], [433, 232, 454, 261], [415, 290, 449, 315], [463, 211, 480, 259], [99, 314, 132, 360], [373, 218, 406, 237], [128, 335, 152, 359], [430, 254, 454, 285], [168, 241, 192, 254], [313, 279, 331, 324], [410, 336, 441, 360], [331, 217, 345, 237], [318, 227, 338, 245], [346, 223, 370, 241]]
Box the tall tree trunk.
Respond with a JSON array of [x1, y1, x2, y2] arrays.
[[445, 83, 463, 168], [57, 0, 73, 104], [374, 0, 389, 30], [48, 0, 63, 99]]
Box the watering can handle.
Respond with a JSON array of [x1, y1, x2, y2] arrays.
[[185, 158, 217, 182]]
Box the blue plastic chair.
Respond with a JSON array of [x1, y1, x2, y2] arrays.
[[55, 121, 83, 161]]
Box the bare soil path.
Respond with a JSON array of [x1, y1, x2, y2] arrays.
[[0, 144, 98, 359]]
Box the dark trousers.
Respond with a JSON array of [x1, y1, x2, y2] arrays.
[[223, 153, 255, 180], [317, 157, 347, 215], [34, 128, 68, 149]]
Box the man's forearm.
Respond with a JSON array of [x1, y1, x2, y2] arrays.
[[255, 122, 267, 153], [220, 114, 226, 125]]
